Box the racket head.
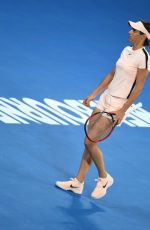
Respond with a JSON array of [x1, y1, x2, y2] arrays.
[[84, 111, 116, 143]]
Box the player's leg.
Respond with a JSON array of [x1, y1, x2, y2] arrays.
[[84, 128, 113, 199], [76, 148, 93, 183], [75, 108, 102, 182], [84, 138, 107, 178]]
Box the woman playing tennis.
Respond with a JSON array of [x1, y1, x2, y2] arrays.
[[56, 20, 150, 199]]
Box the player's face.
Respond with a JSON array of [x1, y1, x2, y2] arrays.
[[128, 28, 142, 44]]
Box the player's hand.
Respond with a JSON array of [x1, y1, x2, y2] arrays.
[[83, 96, 94, 107], [112, 109, 126, 125]]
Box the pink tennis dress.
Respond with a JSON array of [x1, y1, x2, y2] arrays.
[[96, 46, 150, 112]]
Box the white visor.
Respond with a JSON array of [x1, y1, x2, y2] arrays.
[[129, 21, 150, 39]]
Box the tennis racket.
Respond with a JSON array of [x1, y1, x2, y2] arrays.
[[84, 102, 142, 143], [84, 111, 116, 143]]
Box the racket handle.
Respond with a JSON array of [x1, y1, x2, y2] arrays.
[[119, 102, 142, 125], [126, 102, 142, 114]]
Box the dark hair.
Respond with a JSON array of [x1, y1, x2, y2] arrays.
[[140, 20, 150, 46]]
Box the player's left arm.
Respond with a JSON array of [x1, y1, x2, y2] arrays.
[[123, 68, 149, 111], [115, 68, 149, 124]]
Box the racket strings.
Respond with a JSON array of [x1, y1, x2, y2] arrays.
[[86, 113, 114, 142]]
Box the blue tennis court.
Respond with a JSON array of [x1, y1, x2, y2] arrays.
[[0, 0, 150, 229]]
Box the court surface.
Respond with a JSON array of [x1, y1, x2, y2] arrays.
[[0, 1, 150, 230]]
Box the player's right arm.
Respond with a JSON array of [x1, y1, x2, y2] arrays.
[[83, 68, 115, 107]]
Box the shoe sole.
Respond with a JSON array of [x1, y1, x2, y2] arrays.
[[55, 182, 83, 195]]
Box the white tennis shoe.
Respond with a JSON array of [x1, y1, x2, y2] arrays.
[[56, 178, 84, 194], [91, 173, 114, 199]]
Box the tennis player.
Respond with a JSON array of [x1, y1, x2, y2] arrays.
[[56, 20, 150, 199]]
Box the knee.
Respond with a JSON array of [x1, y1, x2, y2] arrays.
[[84, 138, 95, 152]]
